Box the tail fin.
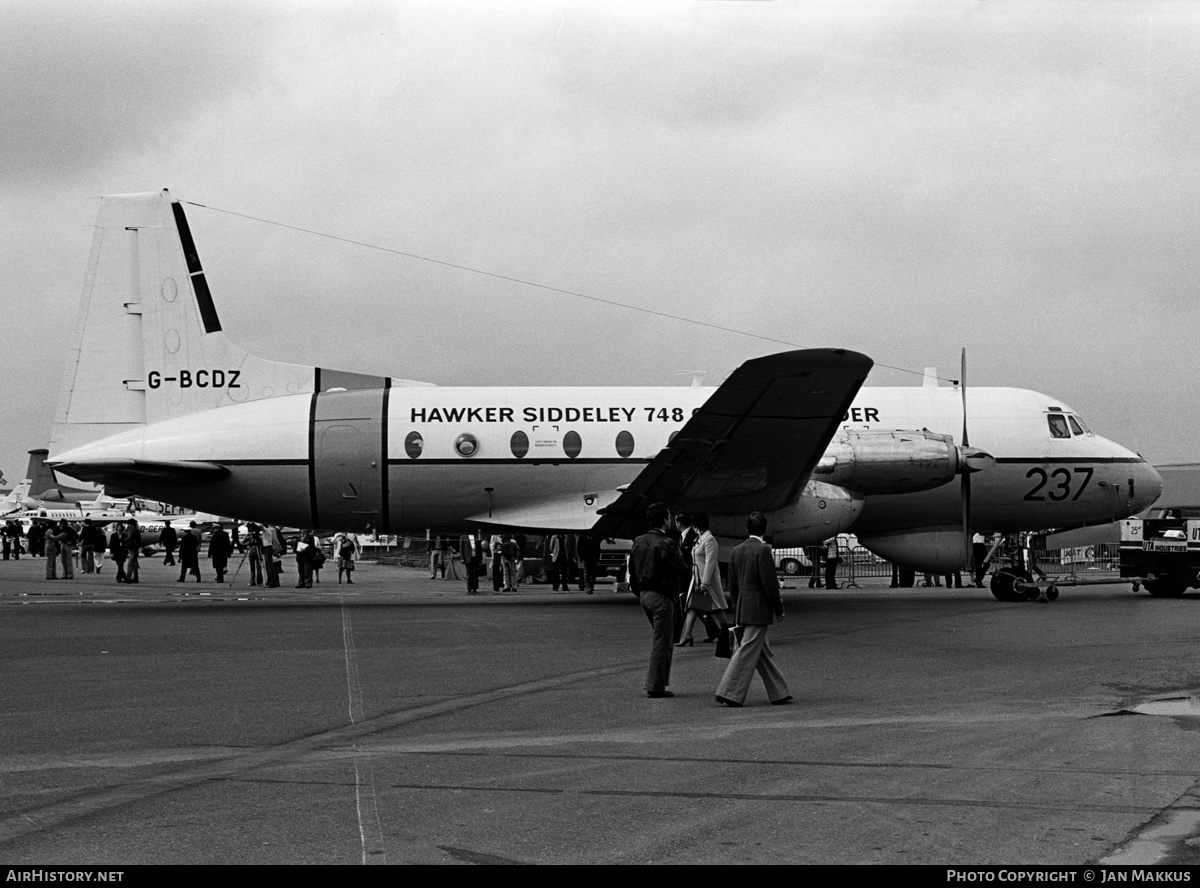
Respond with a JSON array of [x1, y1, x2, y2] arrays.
[[0, 479, 32, 516], [51, 190, 426, 458], [26, 448, 60, 499]]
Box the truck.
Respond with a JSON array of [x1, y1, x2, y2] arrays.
[[1119, 507, 1200, 597]]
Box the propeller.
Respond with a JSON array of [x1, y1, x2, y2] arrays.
[[955, 349, 995, 570], [960, 348, 971, 571]]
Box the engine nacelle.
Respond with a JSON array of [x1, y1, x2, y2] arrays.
[[858, 529, 969, 573], [709, 480, 863, 548], [813, 428, 967, 495]]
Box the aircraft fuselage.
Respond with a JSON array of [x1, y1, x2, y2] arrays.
[[51, 382, 1161, 541]]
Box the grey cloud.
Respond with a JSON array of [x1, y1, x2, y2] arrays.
[[1, 2, 289, 181]]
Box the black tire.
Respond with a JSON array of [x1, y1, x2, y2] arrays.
[[990, 571, 1020, 602], [1144, 580, 1186, 598], [780, 558, 801, 577]]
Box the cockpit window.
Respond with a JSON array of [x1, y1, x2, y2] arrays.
[[1068, 416, 1085, 436], [1047, 414, 1071, 439]]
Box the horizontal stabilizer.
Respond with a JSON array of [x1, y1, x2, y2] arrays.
[[49, 458, 230, 487]]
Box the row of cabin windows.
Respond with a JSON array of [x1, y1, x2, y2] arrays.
[[404, 429, 642, 459]]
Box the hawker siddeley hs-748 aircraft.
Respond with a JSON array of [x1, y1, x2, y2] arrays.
[[47, 191, 1162, 573]]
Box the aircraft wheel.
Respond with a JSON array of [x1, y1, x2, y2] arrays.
[[779, 558, 802, 577], [1144, 580, 1186, 598], [1045, 584, 1059, 602], [990, 571, 1019, 602]]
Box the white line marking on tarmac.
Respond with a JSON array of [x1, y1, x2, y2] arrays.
[[340, 591, 387, 865]]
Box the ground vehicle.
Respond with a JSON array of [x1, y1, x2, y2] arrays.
[[1119, 507, 1200, 597], [773, 547, 814, 577]]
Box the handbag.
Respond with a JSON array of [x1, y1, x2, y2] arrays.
[[715, 625, 740, 659]]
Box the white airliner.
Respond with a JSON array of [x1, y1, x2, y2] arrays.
[[46, 191, 1161, 572]]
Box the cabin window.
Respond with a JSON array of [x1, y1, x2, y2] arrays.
[[563, 431, 582, 459], [510, 430, 529, 459], [1047, 415, 1071, 439], [404, 431, 423, 458], [615, 430, 635, 458], [455, 433, 479, 457]]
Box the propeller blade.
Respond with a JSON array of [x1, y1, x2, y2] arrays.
[[960, 348, 970, 571]]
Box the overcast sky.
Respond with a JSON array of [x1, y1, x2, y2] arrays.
[[2, 0, 1198, 486]]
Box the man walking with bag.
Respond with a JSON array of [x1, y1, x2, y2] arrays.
[[715, 511, 792, 708]]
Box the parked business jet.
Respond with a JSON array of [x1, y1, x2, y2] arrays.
[[0, 480, 34, 517], [46, 191, 1161, 571]]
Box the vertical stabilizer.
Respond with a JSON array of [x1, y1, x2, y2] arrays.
[[51, 190, 430, 462], [26, 448, 59, 498], [51, 191, 319, 458]]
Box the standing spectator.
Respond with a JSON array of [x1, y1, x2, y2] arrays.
[[295, 531, 316, 588], [27, 521, 45, 558], [429, 535, 447, 579], [972, 533, 991, 588], [489, 534, 504, 593], [823, 536, 841, 590], [80, 518, 104, 573], [244, 523, 264, 586], [715, 511, 792, 707], [109, 524, 128, 583], [577, 533, 601, 595], [57, 520, 78, 579], [500, 535, 519, 592], [209, 523, 232, 583], [178, 522, 201, 582], [3, 521, 24, 559], [43, 521, 61, 580], [263, 524, 283, 587], [806, 544, 824, 588], [459, 533, 482, 594], [628, 503, 690, 699], [310, 534, 325, 583], [160, 523, 178, 566], [546, 533, 569, 591], [333, 531, 360, 585], [123, 519, 141, 584]]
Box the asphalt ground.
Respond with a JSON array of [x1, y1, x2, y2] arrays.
[[2, 555, 1200, 865]]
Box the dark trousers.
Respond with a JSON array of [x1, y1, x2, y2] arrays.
[[639, 590, 674, 694], [824, 558, 840, 589]]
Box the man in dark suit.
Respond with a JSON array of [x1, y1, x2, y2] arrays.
[[209, 523, 233, 583], [629, 502, 690, 699], [459, 533, 482, 594], [178, 522, 202, 582], [715, 511, 792, 707]]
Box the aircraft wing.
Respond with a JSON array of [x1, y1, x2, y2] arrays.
[[593, 348, 872, 539]]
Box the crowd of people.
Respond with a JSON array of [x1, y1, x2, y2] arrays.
[[427, 532, 606, 596], [1, 517, 363, 588]]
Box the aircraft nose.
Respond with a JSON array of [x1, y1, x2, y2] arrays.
[[1129, 458, 1163, 514]]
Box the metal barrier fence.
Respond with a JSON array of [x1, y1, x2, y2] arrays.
[[787, 543, 1122, 584]]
